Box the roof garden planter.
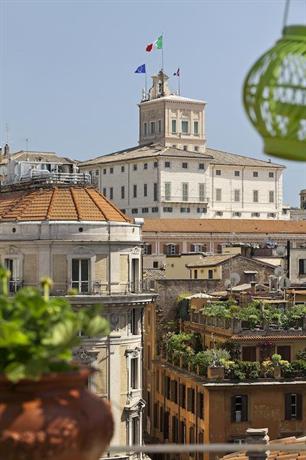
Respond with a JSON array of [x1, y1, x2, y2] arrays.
[[207, 365, 225, 381], [0, 270, 113, 460], [0, 368, 114, 460]]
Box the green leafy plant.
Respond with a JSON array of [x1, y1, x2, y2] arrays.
[[0, 268, 109, 382]]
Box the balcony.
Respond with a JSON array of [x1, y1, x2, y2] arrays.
[[160, 195, 209, 204]]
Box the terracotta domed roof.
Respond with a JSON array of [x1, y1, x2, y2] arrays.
[[0, 185, 130, 222]]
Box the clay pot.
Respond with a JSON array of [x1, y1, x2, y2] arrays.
[[0, 368, 114, 460]]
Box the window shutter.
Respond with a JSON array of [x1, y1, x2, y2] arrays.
[[299, 259, 305, 275], [285, 393, 292, 420], [241, 395, 248, 421], [175, 244, 180, 255], [191, 244, 195, 252], [163, 244, 168, 255], [297, 394, 303, 420], [231, 396, 236, 422]]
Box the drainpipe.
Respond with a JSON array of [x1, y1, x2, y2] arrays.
[[108, 222, 111, 295]]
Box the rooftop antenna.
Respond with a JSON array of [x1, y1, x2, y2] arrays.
[[5, 123, 9, 145], [25, 137, 30, 152]]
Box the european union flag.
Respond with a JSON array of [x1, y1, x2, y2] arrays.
[[135, 64, 146, 74]]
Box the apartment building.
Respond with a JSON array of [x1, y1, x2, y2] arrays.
[[0, 176, 155, 460], [79, 71, 288, 220]]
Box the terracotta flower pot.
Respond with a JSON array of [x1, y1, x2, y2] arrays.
[[0, 368, 114, 460]]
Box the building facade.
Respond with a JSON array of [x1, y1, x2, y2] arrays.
[[0, 178, 155, 460], [80, 71, 288, 220]]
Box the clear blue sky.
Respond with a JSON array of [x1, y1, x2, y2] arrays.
[[0, 0, 305, 206]]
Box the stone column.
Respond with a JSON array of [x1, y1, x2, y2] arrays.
[[246, 428, 270, 460]]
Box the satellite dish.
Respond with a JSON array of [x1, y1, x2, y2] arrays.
[[276, 246, 287, 257], [274, 266, 284, 277], [230, 272, 240, 285], [279, 276, 291, 289]]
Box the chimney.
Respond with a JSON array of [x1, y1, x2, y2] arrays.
[[246, 428, 270, 460], [250, 281, 256, 296], [4, 144, 9, 157]]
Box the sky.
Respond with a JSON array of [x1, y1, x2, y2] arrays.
[[0, 0, 305, 206]]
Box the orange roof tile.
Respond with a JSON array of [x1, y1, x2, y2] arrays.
[[0, 186, 131, 223], [142, 219, 306, 234]]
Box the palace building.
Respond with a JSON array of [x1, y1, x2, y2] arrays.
[[80, 71, 288, 220]]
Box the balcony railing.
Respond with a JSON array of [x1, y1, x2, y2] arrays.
[[160, 195, 209, 204]]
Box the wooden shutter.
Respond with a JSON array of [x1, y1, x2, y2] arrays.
[[241, 395, 248, 422], [297, 393, 303, 420], [163, 244, 168, 255], [231, 396, 236, 422], [160, 406, 164, 432], [175, 244, 180, 255], [299, 259, 304, 275], [285, 393, 292, 420]]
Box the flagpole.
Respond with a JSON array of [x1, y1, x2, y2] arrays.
[[161, 32, 164, 70], [178, 71, 181, 95], [145, 69, 147, 98]]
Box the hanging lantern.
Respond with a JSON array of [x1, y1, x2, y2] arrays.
[[243, 25, 306, 161]]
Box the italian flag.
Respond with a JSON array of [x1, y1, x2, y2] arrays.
[[146, 35, 163, 52]]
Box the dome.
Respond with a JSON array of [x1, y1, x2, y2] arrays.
[[243, 25, 306, 161], [0, 185, 130, 222]]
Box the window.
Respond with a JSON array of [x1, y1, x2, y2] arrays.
[[235, 170, 240, 176], [172, 415, 179, 442], [253, 190, 259, 202], [163, 411, 170, 440], [216, 169, 221, 176], [143, 243, 152, 255], [177, 384, 186, 408], [131, 417, 139, 445], [144, 184, 147, 197], [191, 244, 206, 252], [231, 395, 248, 422], [153, 183, 158, 201], [152, 207, 158, 213], [183, 146, 188, 151], [269, 171, 274, 178], [133, 164, 137, 171], [150, 121, 155, 134], [182, 162, 188, 169], [110, 187, 113, 200], [180, 207, 190, 213], [121, 165, 125, 172], [285, 393, 302, 420], [154, 403, 159, 430], [103, 168, 106, 175], [165, 182, 171, 201], [133, 184, 137, 198], [181, 120, 189, 134], [154, 161, 158, 168], [142, 207, 149, 213], [194, 121, 199, 135], [132, 208, 138, 214], [208, 269, 213, 279], [197, 392, 204, 419], [4, 258, 19, 292], [144, 122, 147, 136], [182, 182, 189, 201], [72, 259, 90, 293], [277, 345, 291, 362], [233, 212, 242, 217], [268, 212, 276, 218], [199, 183, 206, 201], [253, 171, 258, 177], [216, 211, 223, 216], [171, 119, 177, 133], [131, 357, 139, 389], [199, 163, 204, 170], [242, 346, 256, 361], [194, 146, 199, 152], [163, 207, 173, 213], [153, 261, 159, 268], [234, 189, 240, 202], [121, 186, 125, 199], [197, 207, 207, 214], [299, 259, 306, 275], [103, 187, 107, 196], [158, 120, 162, 133], [165, 161, 171, 168], [187, 388, 195, 413], [194, 269, 198, 279], [269, 190, 275, 203], [216, 188, 222, 201], [251, 212, 260, 217], [95, 170, 99, 176], [144, 163, 148, 170], [180, 421, 186, 443], [110, 167, 113, 174], [165, 244, 178, 255], [171, 380, 178, 403]]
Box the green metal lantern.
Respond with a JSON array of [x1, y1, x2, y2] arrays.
[[243, 25, 306, 161]]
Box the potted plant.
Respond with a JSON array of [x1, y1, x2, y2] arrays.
[[0, 268, 113, 460]]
